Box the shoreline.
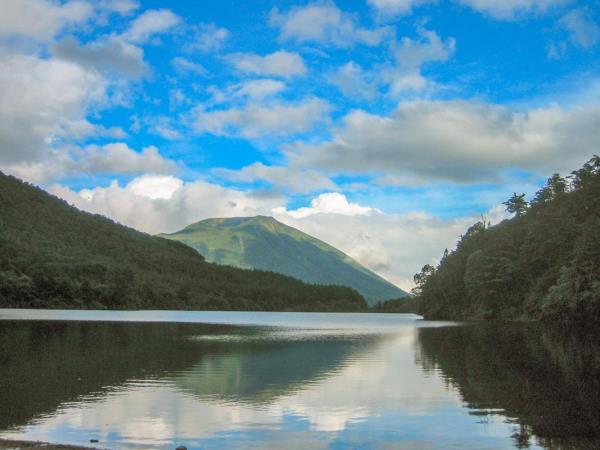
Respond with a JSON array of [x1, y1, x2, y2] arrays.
[[0, 439, 104, 450]]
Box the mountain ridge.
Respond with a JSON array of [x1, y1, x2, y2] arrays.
[[159, 215, 407, 305]]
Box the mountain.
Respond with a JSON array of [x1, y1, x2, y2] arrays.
[[158, 216, 407, 305], [415, 156, 600, 322], [0, 172, 367, 312]]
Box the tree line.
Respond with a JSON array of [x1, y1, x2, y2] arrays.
[[413, 156, 600, 322]]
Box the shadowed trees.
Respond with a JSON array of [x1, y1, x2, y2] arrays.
[[415, 156, 600, 322]]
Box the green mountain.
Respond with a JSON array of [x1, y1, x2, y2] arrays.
[[158, 216, 407, 305], [0, 172, 367, 312], [415, 156, 600, 322]]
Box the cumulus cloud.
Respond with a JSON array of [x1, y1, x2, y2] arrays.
[[0, 52, 107, 166], [4, 143, 177, 183], [328, 62, 379, 100], [192, 97, 331, 139], [76, 143, 177, 175], [61, 120, 127, 140], [122, 9, 181, 44], [286, 99, 600, 183], [48, 176, 284, 234], [228, 51, 307, 78], [270, 2, 392, 47], [0, 0, 92, 41], [214, 162, 336, 194], [274, 192, 379, 218], [458, 0, 569, 20], [384, 28, 455, 95], [326, 28, 454, 99], [52, 36, 149, 79], [274, 198, 510, 290]]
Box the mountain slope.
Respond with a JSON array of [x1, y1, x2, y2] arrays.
[[159, 216, 407, 304], [0, 172, 367, 312]]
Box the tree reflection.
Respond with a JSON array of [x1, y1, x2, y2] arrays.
[[416, 323, 600, 449]]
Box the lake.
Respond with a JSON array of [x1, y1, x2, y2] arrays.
[[0, 309, 598, 450]]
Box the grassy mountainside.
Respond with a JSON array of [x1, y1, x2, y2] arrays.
[[0, 172, 367, 312], [414, 157, 600, 322], [159, 216, 407, 305]]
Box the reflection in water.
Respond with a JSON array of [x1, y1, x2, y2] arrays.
[[417, 323, 600, 449], [0, 312, 598, 449]]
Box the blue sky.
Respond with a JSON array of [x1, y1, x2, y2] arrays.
[[1, 0, 599, 288]]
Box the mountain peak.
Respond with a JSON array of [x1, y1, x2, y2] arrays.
[[160, 216, 407, 305]]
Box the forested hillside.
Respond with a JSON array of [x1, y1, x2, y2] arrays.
[[0, 173, 367, 312], [415, 157, 600, 322]]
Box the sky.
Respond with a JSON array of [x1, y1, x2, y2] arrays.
[[1, 0, 599, 290]]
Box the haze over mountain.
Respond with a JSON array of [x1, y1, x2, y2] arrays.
[[159, 216, 407, 304]]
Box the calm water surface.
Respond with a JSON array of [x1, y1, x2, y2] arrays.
[[0, 309, 598, 449]]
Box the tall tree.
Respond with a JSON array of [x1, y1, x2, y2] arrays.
[[503, 193, 528, 217]]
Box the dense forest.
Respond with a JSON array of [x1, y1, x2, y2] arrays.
[[0, 172, 367, 312], [414, 156, 600, 322]]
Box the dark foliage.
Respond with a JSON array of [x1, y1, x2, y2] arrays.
[[0, 173, 367, 312], [415, 156, 600, 322], [418, 323, 600, 447], [371, 296, 421, 313]]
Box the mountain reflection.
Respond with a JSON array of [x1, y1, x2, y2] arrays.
[[416, 323, 600, 449], [0, 321, 378, 431]]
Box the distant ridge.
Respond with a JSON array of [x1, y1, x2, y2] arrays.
[[159, 216, 407, 305]]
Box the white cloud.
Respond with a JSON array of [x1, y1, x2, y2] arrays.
[[275, 192, 379, 218], [275, 199, 511, 290], [49, 176, 284, 235], [206, 79, 286, 104], [328, 62, 379, 100], [214, 162, 336, 194], [192, 97, 331, 139], [76, 143, 177, 175], [122, 9, 181, 44], [384, 28, 455, 95], [286, 99, 600, 182], [0, 0, 92, 41], [270, 2, 392, 47], [367, 0, 432, 16], [228, 51, 307, 78], [171, 56, 206, 76], [458, 0, 570, 20], [127, 174, 183, 199], [3, 143, 177, 183], [0, 52, 107, 166], [559, 8, 600, 49], [52, 36, 149, 79], [187, 23, 230, 52], [232, 79, 287, 99], [61, 120, 127, 140]]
